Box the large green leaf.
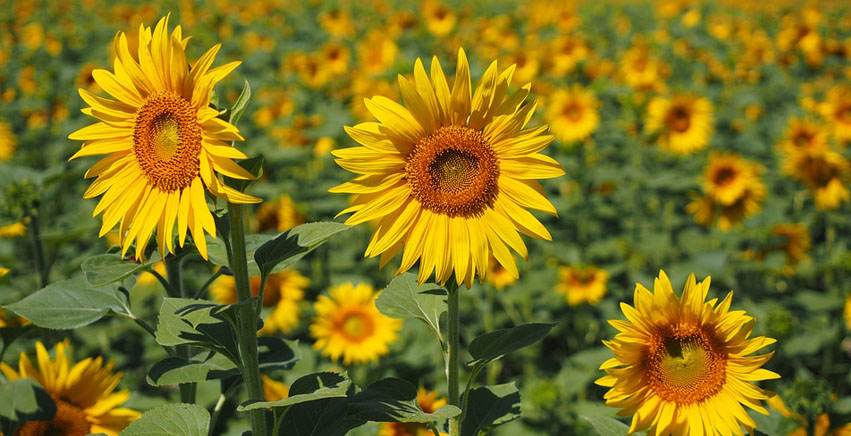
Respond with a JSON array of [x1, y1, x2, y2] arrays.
[[120, 403, 209, 436], [154, 298, 241, 363], [254, 222, 350, 277], [239, 371, 351, 411], [206, 234, 275, 276], [277, 398, 364, 436], [0, 379, 56, 430], [348, 377, 461, 423], [582, 415, 630, 436], [5, 277, 128, 329], [467, 323, 555, 366], [82, 253, 160, 287], [460, 383, 521, 436], [375, 273, 445, 338]]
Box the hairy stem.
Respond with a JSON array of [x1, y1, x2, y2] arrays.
[[446, 280, 461, 436], [166, 255, 196, 403]]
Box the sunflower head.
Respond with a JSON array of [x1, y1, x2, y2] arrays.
[[782, 147, 850, 210], [646, 93, 713, 154], [0, 341, 140, 436], [596, 271, 779, 436], [780, 117, 828, 153], [422, 0, 456, 36], [0, 119, 17, 161], [310, 282, 402, 365], [210, 269, 309, 334], [68, 15, 260, 262], [331, 48, 564, 288], [261, 374, 290, 402], [255, 194, 305, 233], [820, 85, 851, 143], [556, 265, 608, 306], [688, 153, 765, 230], [546, 85, 600, 144]]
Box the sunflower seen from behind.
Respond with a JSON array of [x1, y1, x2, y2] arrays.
[[596, 271, 779, 436], [310, 282, 401, 365], [331, 48, 564, 288], [67, 15, 260, 261], [1, 340, 140, 436], [546, 85, 599, 144], [645, 93, 713, 154]]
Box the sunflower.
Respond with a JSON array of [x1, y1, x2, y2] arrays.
[[844, 294, 851, 331], [67, 15, 260, 261], [135, 261, 166, 286], [0, 119, 16, 161], [820, 85, 851, 143], [778, 117, 829, 154], [357, 30, 398, 75], [310, 282, 401, 365], [210, 269, 308, 334], [319, 9, 355, 38], [321, 42, 350, 76], [380, 388, 448, 436], [261, 374, 289, 402], [596, 271, 779, 436], [0, 341, 140, 436], [331, 48, 564, 287], [702, 152, 762, 206], [0, 220, 27, 239], [781, 146, 850, 210], [619, 46, 668, 92], [546, 85, 599, 144], [422, 1, 456, 37], [548, 34, 589, 76], [556, 265, 608, 306], [486, 256, 517, 291], [255, 194, 305, 233], [645, 93, 714, 154]]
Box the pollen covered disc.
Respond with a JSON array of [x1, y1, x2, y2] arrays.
[[406, 125, 499, 217], [133, 91, 203, 192], [647, 324, 727, 405]]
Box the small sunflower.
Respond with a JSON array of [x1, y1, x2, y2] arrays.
[[619, 46, 668, 92], [820, 85, 851, 143], [261, 374, 289, 402], [356, 30, 398, 75], [546, 85, 599, 144], [548, 35, 589, 75], [68, 15, 260, 261], [379, 388, 448, 436], [210, 269, 309, 334], [646, 93, 714, 154], [310, 282, 402, 365], [596, 271, 779, 436], [0, 220, 27, 239], [782, 146, 850, 210], [1, 341, 140, 436], [321, 42, 350, 76], [255, 194, 306, 233], [422, 1, 456, 36], [318, 9, 355, 38], [688, 153, 766, 231], [331, 48, 564, 287], [0, 119, 17, 161], [486, 256, 517, 291], [556, 265, 608, 306], [778, 117, 828, 154]]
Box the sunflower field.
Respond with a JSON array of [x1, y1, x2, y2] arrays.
[[1, 0, 851, 435]]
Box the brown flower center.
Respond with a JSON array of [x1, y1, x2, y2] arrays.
[[16, 399, 90, 436], [711, 166, 738, 187], [338, 311, 375, 342], [667, 106, 691, 133], [133, 91, 202, 192], [406, 126, 499, 218], [646, 324, 727, 404]]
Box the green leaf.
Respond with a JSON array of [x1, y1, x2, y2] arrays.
[[375, 273, 445, 338], [154, 298, 241, 363], [278, 398, 364, 436], [228, 78, 252, 126], [82, 253, 160, 287], [120, 403, 209, 436], [238, 372, 351, 411], [206, 233, 274, 276], [254, 222, 350, 278], [582, 415, 630, 436], [224, 155, 264, 192], [460, 383, 521, 436], [5, 277, 127, 329], [147, 353, 235, 386], [0, 379, 56, 430], [467, 323, 555, 366], [0, 325, 34, 355], [348, 377, 461, 423]]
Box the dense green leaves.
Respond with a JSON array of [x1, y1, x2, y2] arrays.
[[460, 383, 521, 436], [582, 415, 630, 436], [0, 379, 56, 430], [375, 273, 446, 339], [120, 403, 209, 436], [254, 222, 349, 278], [467, 323, 555, 366], [5, 276, 128, 329], [239, 371, 351, 411], [349, 377, 460, 423], [155, 297, 241, 363], [81, 253, 160, 287]]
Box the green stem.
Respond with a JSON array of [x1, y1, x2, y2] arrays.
[[461, 364, 484, 420], [446, 280, 461, 436], [28, 212, 48, 288], [193, 268, 225, 300], [428, 422, 442, 436], [149, 268, 179, 297], [227, 202, 267, 436], [165, 255, 196, 403]]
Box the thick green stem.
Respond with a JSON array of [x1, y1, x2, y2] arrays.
[[446, 281, 461, 436], [227, 203, 267, 436], [29, 212, 48, 288], [165, 255, 196, 403]]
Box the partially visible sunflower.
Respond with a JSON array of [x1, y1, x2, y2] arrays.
[[596, 271, 779, 436], [555, 265, 608, 306], [781, 146, 850, 210], [844, 294, 851, 331], [819, 85, 851, 143], [255, 194, 305, 233], [261, 374, 289, 402], [1, 340, 140, 436], [211, 269, 309, 334], [486, 256, 517, 291], [778, 117, 829, 154], [68, 15, 260, 261], [645, 93, 714, 154], [331, 48, 564, 288], [619, 45, 668, 92], [321, 42, 350, 76], [548, 34, 589, 75], [546, 85, 599, 144], [380, 388, 448, 436], [757, 223, 811, 273], [688, 153, 766, 231], [0, 119, 17, 161], [0, 220, 27, 238], [422, 1, 456, 36], [135, 261, 166, 286], [310, 282, 401, 365], [318, 9, 355, 38]]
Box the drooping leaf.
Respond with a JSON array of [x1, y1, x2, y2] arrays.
[[120, 403, 209, 436], [5, 277, 127, 329], [375, 273, 445, 338], [154, 298, 241, 364], [0, 379, 56, 430], [348, 377, 461, 423], [582, 415, 630, 436], [254, 222, 350, 278], [82, 253, 161, 287], [467, 323, 555, 366], [460, 383, 521, 436], [147, 353, 235, 387], [238, 371, 351, 411]]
